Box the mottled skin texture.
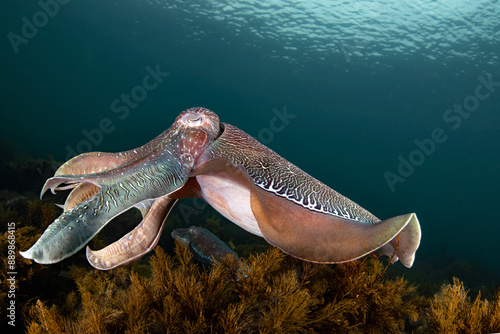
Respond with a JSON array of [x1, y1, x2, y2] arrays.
[[21, 107, 421, 270]]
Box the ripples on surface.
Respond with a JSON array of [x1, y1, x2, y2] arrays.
[[147, 0, 499, 67]]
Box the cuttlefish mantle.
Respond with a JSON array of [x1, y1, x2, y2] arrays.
[[21, 107, 421, 270]]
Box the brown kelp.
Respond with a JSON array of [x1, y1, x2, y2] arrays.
[[423, 277, 500, 333], [22, 240, 500, 334], [24, 244, 417, 333]]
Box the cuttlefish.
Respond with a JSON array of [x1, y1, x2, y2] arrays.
[[21, 107, 421, 270], [171, 226, 239, 266]]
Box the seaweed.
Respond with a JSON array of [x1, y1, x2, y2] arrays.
[[23, 243, 424, 333], [0, 196, 109, 333], [423, 277, 500, 333]]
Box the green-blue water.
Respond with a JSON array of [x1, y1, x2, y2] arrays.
[[2, 0, 499, 287]]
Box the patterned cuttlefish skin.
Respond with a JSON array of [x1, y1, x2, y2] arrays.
[[21, 107, 421, 270]]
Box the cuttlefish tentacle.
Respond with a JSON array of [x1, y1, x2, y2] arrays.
[[21, 108, 221, 264]]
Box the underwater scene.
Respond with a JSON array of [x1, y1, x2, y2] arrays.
[[1, 0, 500, 333]]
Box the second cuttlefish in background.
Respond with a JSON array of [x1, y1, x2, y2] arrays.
[[171, 226, 240, 266]]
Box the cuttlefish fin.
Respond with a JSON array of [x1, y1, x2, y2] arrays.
[[250, 182, 420, 267], [194, 158, 420, 267], [374, 213, 421, 267], [86, 195, 177, 270]]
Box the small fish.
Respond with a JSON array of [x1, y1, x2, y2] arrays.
[[171, 226, 239, 266]]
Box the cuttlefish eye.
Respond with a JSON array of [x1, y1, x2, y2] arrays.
[[180, 113, 205, 126]]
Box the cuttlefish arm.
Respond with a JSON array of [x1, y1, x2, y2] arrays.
[[20, 160, 189, 265], [86, 196, 177, 270], [194, 123, 421, 267], [21, 109, 220, 266], [51, 125, 177, 179]]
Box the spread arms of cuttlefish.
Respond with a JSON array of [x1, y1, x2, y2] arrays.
[[21, 107, 421, 270]]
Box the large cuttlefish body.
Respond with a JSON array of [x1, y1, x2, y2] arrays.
[[21, 107, 421, 270]]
